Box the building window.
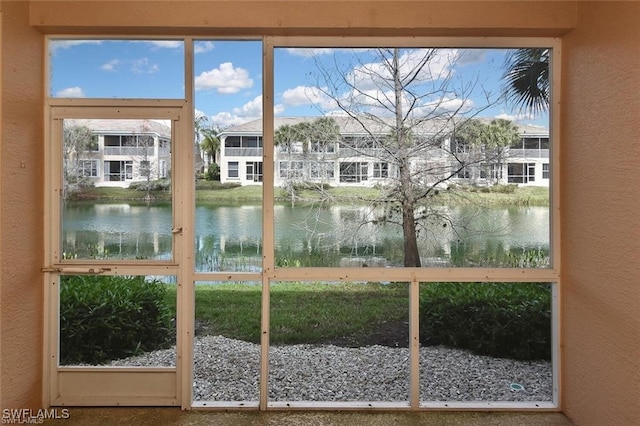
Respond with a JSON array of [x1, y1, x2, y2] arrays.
[[245, 136, 262, 148], [340, 162, 368, 183], [311, 141, 336, 154], [542, 163, 550, 179], [456, 166, 470, 179], [79, 159, 99, 177], [104, 160, 133, 181], [373, 162, 389, 178], [279, 161, 304, 179], [246, 161, 263, 182], [310, 161, 334, 179], [159, 160, 167, 178], [228, 161, 239, 179], [507, 162, 536, 183]]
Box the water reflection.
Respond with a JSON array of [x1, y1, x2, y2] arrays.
[[62, 201, 549, 269]]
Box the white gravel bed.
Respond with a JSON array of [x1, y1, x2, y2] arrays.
[[110, 335, 552, 403]]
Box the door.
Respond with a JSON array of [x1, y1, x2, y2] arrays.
[[44, 100, 190, 406]]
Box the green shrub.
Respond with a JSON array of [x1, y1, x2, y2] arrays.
[[419, 282, 551, 360], [205, 163, 220, 181], [488, 184, 518, 193], [195, 180, 241, 190], [60, 275, 174, 365], [128, 179, 171, 191]]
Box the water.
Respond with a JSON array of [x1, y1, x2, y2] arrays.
[[62, 201, 549, 270]]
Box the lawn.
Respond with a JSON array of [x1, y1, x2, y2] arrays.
[[72, 182, 549, 206]]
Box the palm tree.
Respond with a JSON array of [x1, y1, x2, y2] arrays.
[[200, 128, 220, 166], [503, 48, 550, 115]]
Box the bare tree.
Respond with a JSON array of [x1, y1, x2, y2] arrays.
[[274, 117, 341, 203], [62, 122, 97, 199], [312, 48, 508, 266]]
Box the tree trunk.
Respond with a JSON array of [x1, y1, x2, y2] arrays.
[[392, 48, 421, 267], [400, 161, 421, 267]]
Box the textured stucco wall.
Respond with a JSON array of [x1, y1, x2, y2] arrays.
[[561, 2, 640, 424], [1, 1, 639, 422], [0, 2, 45, 410]]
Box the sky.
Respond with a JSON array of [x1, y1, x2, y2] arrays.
[[49, 39, 548, 130]]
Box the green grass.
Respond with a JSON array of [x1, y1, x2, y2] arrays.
[[163, 280, 551, 360], [166, 282, 409, 346], [73, 183, 548, 206]]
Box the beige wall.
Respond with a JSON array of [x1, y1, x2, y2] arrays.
[[561, 2, 640, 424], [1, 1, 638, 424], [0, 2, 45, 410]]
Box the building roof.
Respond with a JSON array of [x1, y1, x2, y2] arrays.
[[66, 119, 172, 139], [221, 116, 548, 137]]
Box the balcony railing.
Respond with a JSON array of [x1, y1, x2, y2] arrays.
[[508, 149, 549, 159], [104, 147, 153, 156], [225, 147, 263, 157]]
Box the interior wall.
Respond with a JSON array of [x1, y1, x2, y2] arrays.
[[0, 2, 45, 410], [2, 1, 638, 421], [561, 2, 640, 424]]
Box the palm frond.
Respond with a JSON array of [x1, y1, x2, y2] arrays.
[[502, 48, 550, 115]]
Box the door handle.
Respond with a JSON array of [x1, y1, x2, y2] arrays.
[[42, 267, 111, 274]]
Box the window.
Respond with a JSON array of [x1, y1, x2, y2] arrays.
[[543, 163, 550, 179], [310, 161, 334, 179], [246, 161, 263, 182], [139, 160, 151, 178], [245, 136, 262, 148], [228, 161, 239, 178], [373, 162, 389, 178], [104, 160, 133, 181], [507, 162, 536, 183], [47, 36, 558, 411], [225, 136, 241, 148], [159, 160, 167, 178], [79, 159, 98, 177], [279, 161, 304, 179], [340, 162, 368, 182], [456, 166, 470, 179], [311, 141, 336, 153]]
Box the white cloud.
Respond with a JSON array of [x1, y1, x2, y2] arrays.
[[194, 62, 253, 94], [495, 112, 536, 121], [145, 40, 183, 49], [131, 58, 159, 74], [285, 48, 336, 58], [195, 109, 208, 120], [349, 49, 459, 93], [232, 96, 263, 117], [56, 87, 86, 98], [210, 112, 251, 129], [281, 85, 335, 109], [49, 39, 102, 54], [210, 96, 284, 129], [195, 41, 215, 54], [457, 49, 488, 66], [101, 59, 120, 71]]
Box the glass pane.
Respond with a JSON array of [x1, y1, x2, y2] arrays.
[[265, 47, 550, 267], [49, 39, 184, 99], [269, 281, 410, 402], [61, 118, 173, 261], [193, 281, 261, 403], [193, 40, 263, 272], [59, 275, 177, 367], [419, 282, 553, 403]]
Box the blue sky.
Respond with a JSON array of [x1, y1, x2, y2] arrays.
[[50, 39, 548, 130]]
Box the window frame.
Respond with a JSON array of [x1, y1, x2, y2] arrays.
[[43, 35, 561, 412]]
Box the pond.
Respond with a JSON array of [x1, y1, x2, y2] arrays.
[[62, 201, 549, 270]]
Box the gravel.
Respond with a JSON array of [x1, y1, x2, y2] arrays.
[[110, 335, 553, 403]]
